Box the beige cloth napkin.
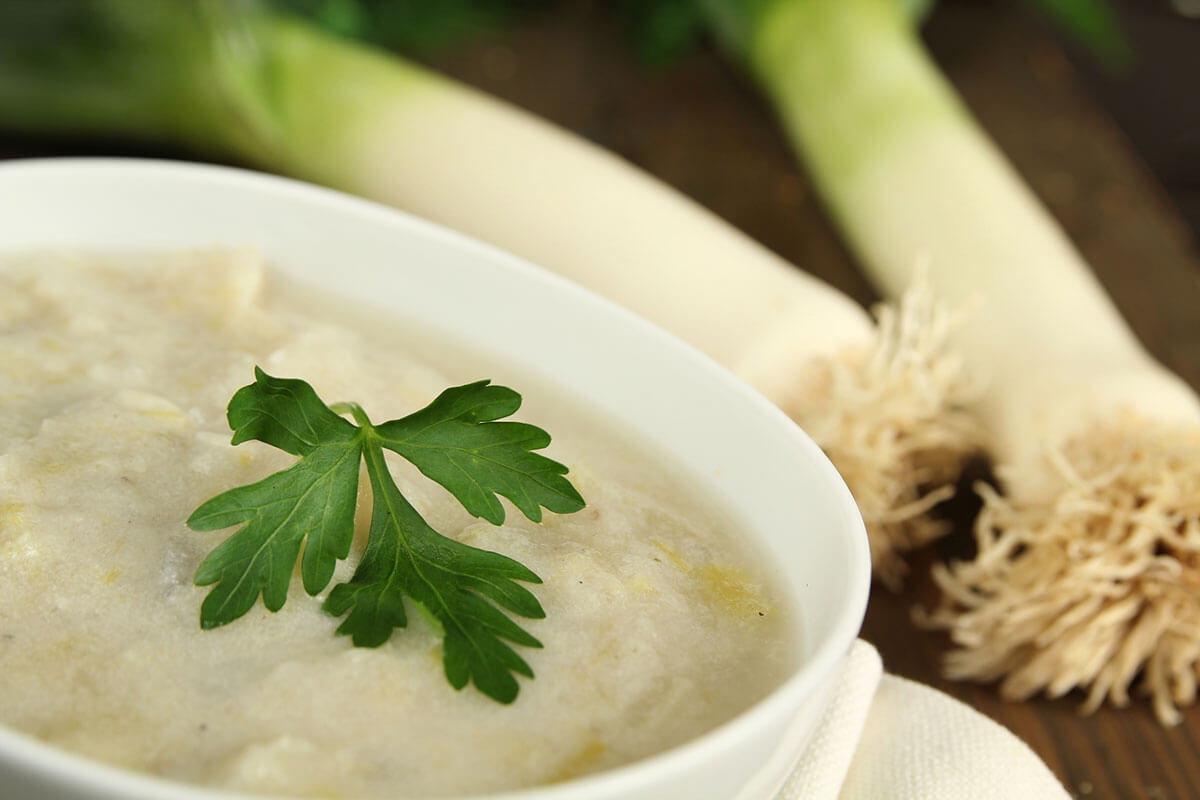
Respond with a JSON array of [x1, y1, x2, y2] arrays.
[[776, 640, 1070, 800]]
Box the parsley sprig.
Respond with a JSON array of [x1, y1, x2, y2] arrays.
[[187, 368, 585, 703]]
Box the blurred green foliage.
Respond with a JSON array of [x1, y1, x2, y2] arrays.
[[271, 0, 1127, 70], [272, 0, 557, 54], [612, 0, 1127, 67], [1017, 0, 1130, 67]]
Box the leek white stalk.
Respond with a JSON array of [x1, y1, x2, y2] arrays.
[[0, 0, 979, 583], [341, 57, 981, 587], [730, 0, 1200, 722]]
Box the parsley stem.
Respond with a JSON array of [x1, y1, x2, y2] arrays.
[[330, 401, 372, 428]]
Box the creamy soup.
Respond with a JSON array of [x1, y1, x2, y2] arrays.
[[0, 250, 796, 798]]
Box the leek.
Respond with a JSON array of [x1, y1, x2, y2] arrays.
[[702, 0, 1200, 724], [0, 0, 980, 585]]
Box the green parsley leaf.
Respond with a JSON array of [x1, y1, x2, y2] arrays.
[[374, 381, 583, 524], [187, 367, 585, 703]]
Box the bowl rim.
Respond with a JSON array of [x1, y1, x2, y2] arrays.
[[0, 156, 871, 800]]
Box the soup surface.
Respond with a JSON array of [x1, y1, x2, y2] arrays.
[[0, 250, 795, 798]]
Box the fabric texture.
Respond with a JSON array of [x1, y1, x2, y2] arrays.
[[775, 639, 1070, 800]]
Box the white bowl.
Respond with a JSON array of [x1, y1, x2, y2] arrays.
[[0, 158, 870, 800]]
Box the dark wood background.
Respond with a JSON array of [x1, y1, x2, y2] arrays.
[[3, 1, 1199, 797]]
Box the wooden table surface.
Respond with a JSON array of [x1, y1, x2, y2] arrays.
[[4, 2, 1200, 798]]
